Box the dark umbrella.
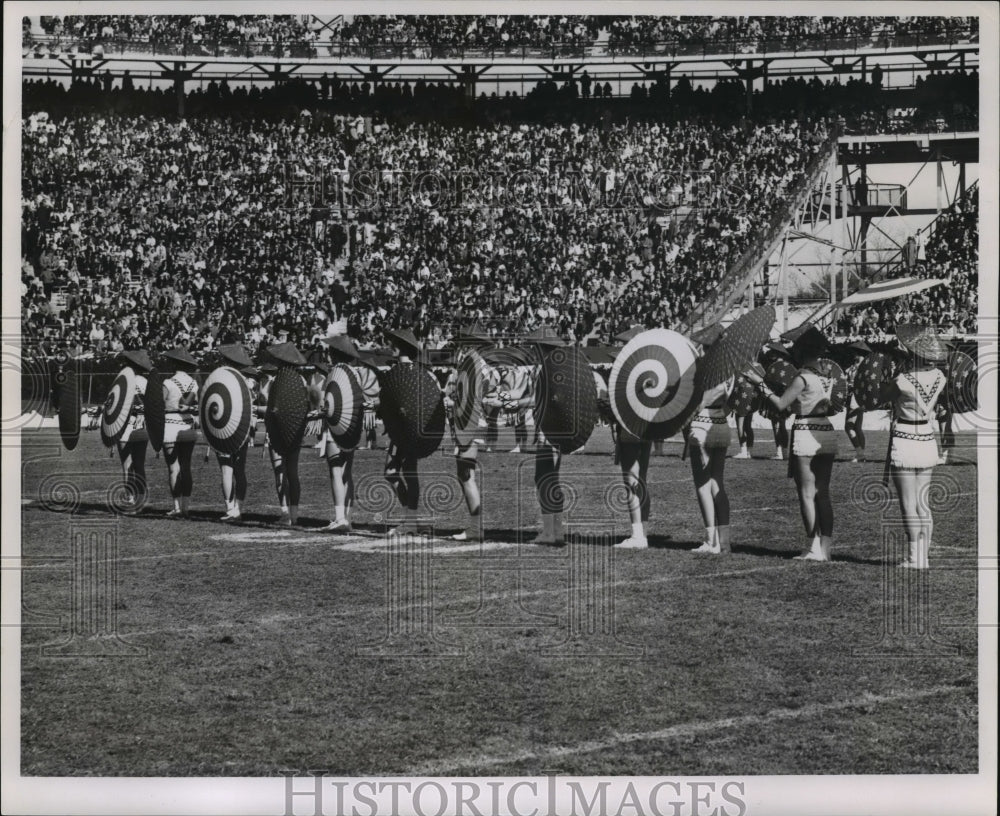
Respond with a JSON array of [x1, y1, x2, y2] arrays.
[[694, 306, 776, 392]]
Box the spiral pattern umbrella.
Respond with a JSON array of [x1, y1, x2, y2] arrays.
[[609, 329, 702, 441], [200, 366, 254, 455], [324, 364, 364, 449], [101, 367, 136, 447]]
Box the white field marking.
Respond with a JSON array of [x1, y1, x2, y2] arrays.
[[407, 684, 967, 776], [212, 531, 297, 542], [69, 563, 794, 641], [337, 539, 521, 555]]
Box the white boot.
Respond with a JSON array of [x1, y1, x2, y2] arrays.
[[616, 521, 648, 549], [902, 532, 930, 569], [694, 526, 718, 553], [796, 535, 830, 562]]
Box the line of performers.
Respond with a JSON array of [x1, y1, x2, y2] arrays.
[[99, 321, 956, 570]]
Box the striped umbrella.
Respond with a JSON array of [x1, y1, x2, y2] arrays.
[[837, 276, 946, 306]]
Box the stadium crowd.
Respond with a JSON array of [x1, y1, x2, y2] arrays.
[[20, 104, 831, 356], [25, 15, 978, 57], [36, 14, 314, 47], [835, 186, 979, 339]]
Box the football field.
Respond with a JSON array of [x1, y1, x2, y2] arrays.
[[18, 427, 980, 776]]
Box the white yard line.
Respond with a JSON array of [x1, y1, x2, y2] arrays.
[[406, 684, 968, 776]]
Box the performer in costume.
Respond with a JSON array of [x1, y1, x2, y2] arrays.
[[687, 325, 735, 554], [445, 326, 494, 542], [382, 327, 426, 536], [362, 354, 380, 450], [264, 342, 309, 526], [844, 341, 871, 463], [160, 347, 200, 518], [306, 350, 329, 454], [881, 325, 949, 569], [256, 361, 280, 498], [499, 361, 532, 454], [609, 326, 654, 549], [732, 402, 755, 460], [761, 341, 791, 460], [524, 325, 569, 546], [935, 399, 955, 465], [213, 344, 256, 522], [749, 327, 838, 561], [321, 335, 379, 533], [115, 349, 154, 511]]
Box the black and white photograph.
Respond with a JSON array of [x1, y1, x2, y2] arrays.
[[2, 2, 997, 814]]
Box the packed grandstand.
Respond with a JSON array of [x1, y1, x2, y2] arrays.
[[26, 14, 979, 56], [20, 15, 979, 362]]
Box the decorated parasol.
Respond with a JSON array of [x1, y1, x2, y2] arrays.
[[200, 366, 254, 455], [693, 306, 776, 392], [609, 328, 702, 441]]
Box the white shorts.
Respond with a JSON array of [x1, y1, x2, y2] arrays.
[[791, 419, 838, 457], [688, 415, 730, 450], [890, 421, 939, 469], [163, 413, 196, 444]]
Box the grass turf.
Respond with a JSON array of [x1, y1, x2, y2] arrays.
[[18, 426, 979, 776]]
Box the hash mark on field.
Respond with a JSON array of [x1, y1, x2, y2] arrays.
[[338, 539, 520, 555], [407, 684, 968, 775]]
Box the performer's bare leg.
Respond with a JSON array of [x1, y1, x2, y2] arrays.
[[893, 466, 932, 568], [453, 444, 481, 541], [690, 446, 730, 553], [269, 447, 288, 517], [772, 418, 789, 460], [284, 447, 301, 525], [845, 406, 865, 462], [792, 454, 834, 561], [512, 415, 527, 453], [325, 444, 354, 531], [615, 440, 651, 548], [534, 444, 564, 544], [734, 413, 753, 458], [118, 440, 147, 509]]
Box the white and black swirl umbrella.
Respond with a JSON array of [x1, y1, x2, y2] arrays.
[[200, 366, 253, 455], [100, 367, 136, 447], [324, 364, 364, 449], [452, 350, 489, 447], [609, 329, 701, 441]]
